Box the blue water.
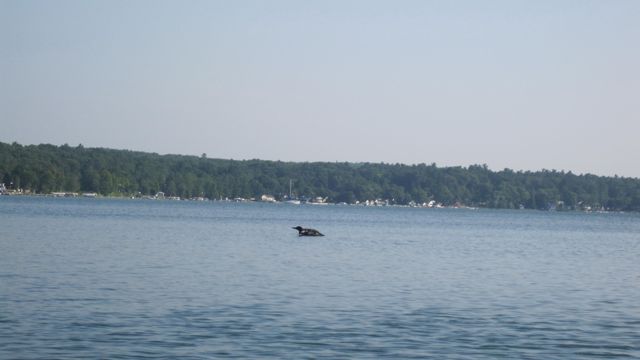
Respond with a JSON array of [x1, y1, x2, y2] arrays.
[[1, 197, 639, 359]]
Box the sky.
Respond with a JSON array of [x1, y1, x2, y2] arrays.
[[1, 0, 639, 177]]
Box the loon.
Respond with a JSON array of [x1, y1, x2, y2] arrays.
[[292, 226, 324, 237]]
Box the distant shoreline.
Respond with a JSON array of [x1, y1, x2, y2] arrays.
[[2, 193, 628, 214], [2, 141, 639, 212]]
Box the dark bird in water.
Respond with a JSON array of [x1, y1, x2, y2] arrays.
[[292, 226, 324, 237]]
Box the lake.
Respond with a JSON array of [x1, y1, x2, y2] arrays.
[[1, 197, 639, 359]]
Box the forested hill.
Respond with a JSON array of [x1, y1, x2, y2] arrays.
[[1, 141, 639, 211]]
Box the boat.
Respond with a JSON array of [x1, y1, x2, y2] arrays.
[[284, 179, 301, 205]]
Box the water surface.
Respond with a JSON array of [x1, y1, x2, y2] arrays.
[[1, 197, 639, 358]]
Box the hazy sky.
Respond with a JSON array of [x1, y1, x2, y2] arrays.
[[1, 1, 639, 177]]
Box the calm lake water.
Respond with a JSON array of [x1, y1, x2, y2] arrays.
[[1, 197, 639, 359]]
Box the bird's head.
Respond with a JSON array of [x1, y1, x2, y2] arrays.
[[292, 226, 303, 231]]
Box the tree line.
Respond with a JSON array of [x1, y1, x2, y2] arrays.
[[1, 141, 639, 211]]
